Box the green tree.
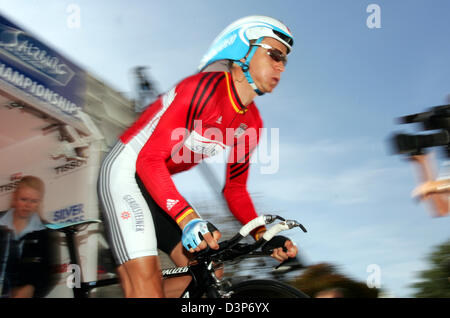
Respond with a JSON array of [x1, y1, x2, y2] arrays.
[[410, 239, 450, 298]]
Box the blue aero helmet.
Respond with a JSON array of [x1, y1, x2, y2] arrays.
[[198, 15, 294, 95]]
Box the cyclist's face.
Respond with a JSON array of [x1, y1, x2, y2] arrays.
[[13, 186, 42, 219], [248, 37, 288, 94]]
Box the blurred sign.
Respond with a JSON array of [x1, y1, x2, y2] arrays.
[[0, 14, 86, 124]]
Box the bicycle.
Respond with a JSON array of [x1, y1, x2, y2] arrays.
[[45, 214, 309, 298]]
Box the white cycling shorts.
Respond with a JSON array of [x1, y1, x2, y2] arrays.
[[98, 141, 158, 265]]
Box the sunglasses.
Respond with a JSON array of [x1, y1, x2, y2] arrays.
[[252, 43, 288, 66]]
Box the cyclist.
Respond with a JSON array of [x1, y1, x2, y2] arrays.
[[98, 15, 298, 297]]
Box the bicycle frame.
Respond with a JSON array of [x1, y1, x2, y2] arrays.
[[49, 214, 306, 298], [63, 227, 119, 298], [63, 226, 222, 298]]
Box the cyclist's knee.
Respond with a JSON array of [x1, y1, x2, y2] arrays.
[[122, 256, 164, 293], [131, 256, 161, 277]]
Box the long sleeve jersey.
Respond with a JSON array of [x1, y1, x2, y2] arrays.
[[120, 71, 263, 225]]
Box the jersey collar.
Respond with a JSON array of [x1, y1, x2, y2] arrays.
[[224, 72, 249, 114]]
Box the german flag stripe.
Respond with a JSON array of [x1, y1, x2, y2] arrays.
[[225, 72, 247, 114], [175, 208, 195, 224], [230, 73, 246, 111], [174, 205, 191, 220]]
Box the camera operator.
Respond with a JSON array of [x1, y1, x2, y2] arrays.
[[392, 103, 450, 217], [409, 152, 449, 217]]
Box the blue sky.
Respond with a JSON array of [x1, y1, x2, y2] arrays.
[[1, 0, 449, 297]]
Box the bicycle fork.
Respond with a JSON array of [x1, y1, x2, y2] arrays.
[[205, 262, 234, 298]]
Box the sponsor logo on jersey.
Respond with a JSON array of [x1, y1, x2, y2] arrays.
[[122, 195, 145, 232], [234, 123, 248, 138], [121, 211, 131, 220], [166, 199, 179, 211], [184, 130, 227, 157]]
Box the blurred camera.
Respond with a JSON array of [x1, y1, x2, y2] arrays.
[[390, 104, 450, 157]]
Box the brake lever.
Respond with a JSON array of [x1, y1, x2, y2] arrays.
[[264, 215, 286, 223], [285, 220, 307, 233]]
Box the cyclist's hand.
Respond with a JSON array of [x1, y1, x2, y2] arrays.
[[262, 235, 298, 263], [272, 240, 298, 262], [181, 218, 221, 253]]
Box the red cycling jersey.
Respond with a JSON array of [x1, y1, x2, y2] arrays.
[[120, 71, 263, 226]]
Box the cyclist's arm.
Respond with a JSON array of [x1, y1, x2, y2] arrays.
[[223, 152, 264, 239], [223, 119, 299, 260], [223, 156, 298, 259], [135, 80, 200, 227], [223, 118, 265, 240]]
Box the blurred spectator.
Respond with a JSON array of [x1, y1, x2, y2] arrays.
[[0, 176, 55, 298], [315, 288, 346, 298]]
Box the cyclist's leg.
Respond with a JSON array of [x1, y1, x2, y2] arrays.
[[136, 172, 226, 296], [98, 142, 163, 297], [136, 174, 191, 297], [116, 265, 131, 296], [163, 242, 192, 297], [119, 255, 164, 298]]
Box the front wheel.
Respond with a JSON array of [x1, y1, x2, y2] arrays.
[[228, 279, 309, 298]]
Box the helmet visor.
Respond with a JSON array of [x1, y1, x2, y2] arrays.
[[273, 30, 294, 48]]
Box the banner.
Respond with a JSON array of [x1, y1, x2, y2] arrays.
[[0, 14, 86, 127]]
